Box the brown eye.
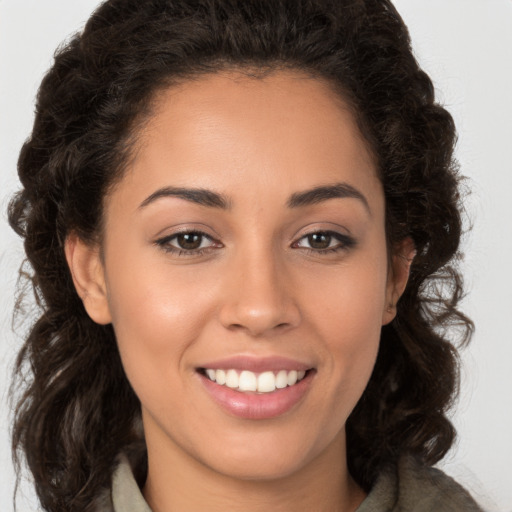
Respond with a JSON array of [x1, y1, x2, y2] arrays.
[[293, 230, 356, 253], [176, 233, 203, 250], [155, 230, 220, 254], [307, 233, 332, 250]]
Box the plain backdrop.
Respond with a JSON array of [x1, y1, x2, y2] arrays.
[[1, 1, 511, 510]]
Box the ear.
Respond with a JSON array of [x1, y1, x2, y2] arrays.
[[382, 237, 416, 325], [64, 233, 112, 325]]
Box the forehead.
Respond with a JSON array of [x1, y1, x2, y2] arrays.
[[115, 69, 381, 211]]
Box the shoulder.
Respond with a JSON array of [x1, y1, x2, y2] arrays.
[[91, 445, 151, 512], [394, 457, 484, 511], [95, 452, 484, 512], [357, 456, 484, 512]]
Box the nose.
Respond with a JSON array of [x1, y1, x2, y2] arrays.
[[218, 248, 301, 337]]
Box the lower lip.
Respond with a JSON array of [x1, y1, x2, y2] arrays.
[[199, 371, 314, 420]]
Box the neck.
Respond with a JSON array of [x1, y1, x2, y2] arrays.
[[142, 426, 365, 512]]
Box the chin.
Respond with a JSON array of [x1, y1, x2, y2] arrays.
[[194, 428, 336, 483], [208, 453, 311, 482]]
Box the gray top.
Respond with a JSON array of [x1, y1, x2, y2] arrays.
[[112, 455, 152, 512], [355, 456, 483, 512], [109, 455, 483, 512]]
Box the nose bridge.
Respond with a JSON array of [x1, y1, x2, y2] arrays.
[[219, 239, 300, 336]]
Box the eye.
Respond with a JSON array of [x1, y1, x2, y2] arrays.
[[293, 231, 355, 253], [155, 231, 220, 254]]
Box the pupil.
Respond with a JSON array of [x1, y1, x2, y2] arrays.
[[309, 233, 331, 249], [177, 233, 202, 250]]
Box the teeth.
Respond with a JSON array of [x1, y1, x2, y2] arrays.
[[239, 371, 257, 391], [275, 370, 288, 389], [204, 368, 308, 393], [216, 369, 226, 385], [257, 371, 276, 393], [225, 369, 239, 388], [287, 370, 298, 386]]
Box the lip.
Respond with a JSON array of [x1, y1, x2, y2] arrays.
[[198, 367, 315, 420], [197, 355, 312, 373]]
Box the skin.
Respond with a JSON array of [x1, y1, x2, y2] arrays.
[[66, 70, 413, 512]]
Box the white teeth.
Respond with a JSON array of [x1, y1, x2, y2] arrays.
[[287, 370, 298, 386], [225, 369, 239, 388], [204, 368, 308, 393], [216, 369, 226, 385], [257, 371, 276, 393], [239, 371, 257, 391], [275, 370, 288, 389]]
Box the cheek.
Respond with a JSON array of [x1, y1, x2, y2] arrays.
[[300, 251, 388, 390], [103, 254, 215, 382], [303, 254, 388, 338], [289, 260, 385, 456]]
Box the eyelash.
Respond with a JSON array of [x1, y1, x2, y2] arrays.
[[154, 230, 356, 257], [154, 230, 220, 256], [292, 231, 356, 254]]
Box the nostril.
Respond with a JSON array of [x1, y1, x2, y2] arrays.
[[226, 320, 292, 335], [227, 323, 244, 331]]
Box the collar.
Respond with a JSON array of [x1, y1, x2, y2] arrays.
[[112, 454, 152, 512]]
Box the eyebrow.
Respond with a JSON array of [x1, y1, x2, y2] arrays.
[[139, 186, 231, 210], [287, 182, 370, 213], [139, 181, 369, 213]]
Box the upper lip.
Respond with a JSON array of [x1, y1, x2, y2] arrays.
[[197, 355, 313, 373]]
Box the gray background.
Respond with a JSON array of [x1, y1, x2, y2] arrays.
[[1, 0, 511, 510]]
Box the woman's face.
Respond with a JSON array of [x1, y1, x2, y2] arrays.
[[70, 70, 408, 481]]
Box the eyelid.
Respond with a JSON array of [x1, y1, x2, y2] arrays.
[[152, 222, 221, 240], [152, 225, 356, 257], [154, 228, 223, 255], [291, 221, 353, 239], [292, 229, 357, 252]]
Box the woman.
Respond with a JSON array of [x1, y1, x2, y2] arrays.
[[8, 0, 483, 510]]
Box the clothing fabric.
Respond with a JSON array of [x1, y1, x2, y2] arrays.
[[104, 454, 483, 512], [355, 456, 483, 512]]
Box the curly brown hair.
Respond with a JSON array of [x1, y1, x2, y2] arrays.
[[9, 0, 472, 510]]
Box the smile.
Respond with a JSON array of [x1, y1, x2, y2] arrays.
[[203, 368, 307, 393], [198, 365, 315, 420]]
